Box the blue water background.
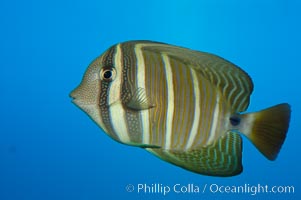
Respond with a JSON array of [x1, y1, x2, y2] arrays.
[[1, 0, 300, 199]]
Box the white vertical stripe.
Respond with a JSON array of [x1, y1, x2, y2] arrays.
[[162, 54, 175, 149], [207, 93, 220, 144], [185, 69, 201, 149], [241, 114, 254, 137], [135, 44, 150, 145], [109, 44, 130, 142]]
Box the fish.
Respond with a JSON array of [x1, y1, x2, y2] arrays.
[[70, 40, 291, 177]]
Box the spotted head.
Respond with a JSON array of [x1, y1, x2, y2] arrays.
[[70, 42, 154, 144]]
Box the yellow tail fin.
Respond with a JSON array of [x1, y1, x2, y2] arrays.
[[240, 103, 291, 160]]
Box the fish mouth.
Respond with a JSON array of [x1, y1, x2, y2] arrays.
[[70, 96, 82, 105], [69, 92, 75, 101], [69, 92, 95, 116], [69, 90, 87, 106], [70, 97, 81, 107], [69, 91, 76, 102]]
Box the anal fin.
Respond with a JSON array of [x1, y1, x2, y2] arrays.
[[146, 132, 243, 177]]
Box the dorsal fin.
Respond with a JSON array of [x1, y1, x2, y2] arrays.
[[189, 53, 254, 112], [146, 132, 243, 177], [134, 41, 254, 112]]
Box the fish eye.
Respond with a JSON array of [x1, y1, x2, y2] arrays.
[[100, 67, 116, 81]]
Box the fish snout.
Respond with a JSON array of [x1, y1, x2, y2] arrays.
[[69, 86, 85, 106], [70, 80, 100, 106]]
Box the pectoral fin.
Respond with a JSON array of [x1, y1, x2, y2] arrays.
[[146, 132, 243, 177], [126, 88, 155, 110]]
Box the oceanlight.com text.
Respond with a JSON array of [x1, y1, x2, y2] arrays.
[[209, 183, 294, 195], [125, 183, 295, 196]]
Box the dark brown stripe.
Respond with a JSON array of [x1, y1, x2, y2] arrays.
[[98, 46, 120, 141], [120, 42, 143, 143]]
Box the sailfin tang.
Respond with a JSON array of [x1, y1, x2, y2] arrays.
[[146, 132, 242, 177], [126, 88, 155, 110], [240, 103, 291, 160]]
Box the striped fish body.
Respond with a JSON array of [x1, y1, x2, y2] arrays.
[[70, 41, 290, 176]]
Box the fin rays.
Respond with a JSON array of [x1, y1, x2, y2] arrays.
[[147, 132, 243, 177], [126, 87, 155, 110], [240, 103, 291, 160]]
